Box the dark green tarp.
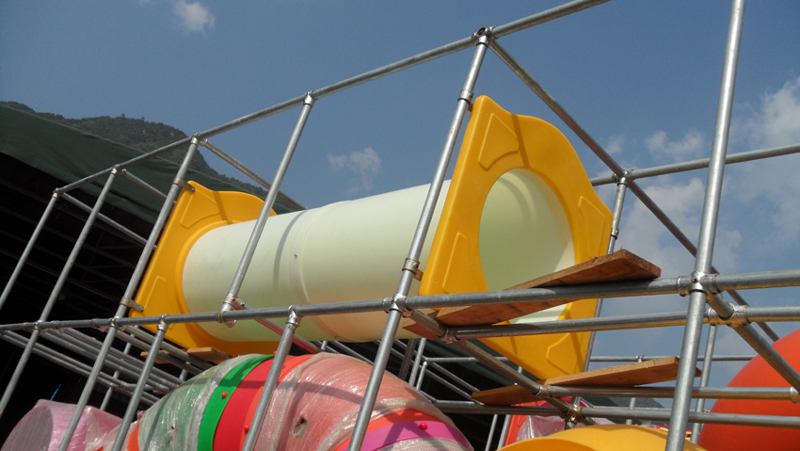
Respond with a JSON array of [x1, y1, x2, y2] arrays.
[[0, 105, 296, 222]]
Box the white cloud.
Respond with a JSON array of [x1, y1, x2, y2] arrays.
[[328, 147, 383, 195], [645, 130, 706, 162], [740, 76, 800, 148], [606, 134, 626, 155], [173, 0, 215, 33], [727, 76, 800, 253]]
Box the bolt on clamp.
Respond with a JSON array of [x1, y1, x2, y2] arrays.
[[441, 328, 460, 344], [402, 258, 424, 282]]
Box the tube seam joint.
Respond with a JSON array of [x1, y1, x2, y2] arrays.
[[303, 93, 316, 107]]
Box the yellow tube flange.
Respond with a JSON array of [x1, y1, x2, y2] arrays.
[[420, 96, 611, 379], [131, 182, 278, 356]]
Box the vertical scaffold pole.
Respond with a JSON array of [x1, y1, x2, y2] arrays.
[[666, 0, 745, 448], [56, 139, 199, 451], [0, 193, 59, 312], [570, 175, 628, 421], [100, 342, 133, 411], [109, 319, 168, 451], [0, 169, 118, 421], [218, 94, 315, 319], [347, 28, 492, 451], [691, 324, 718, 441], [240, 309, 302, 451]]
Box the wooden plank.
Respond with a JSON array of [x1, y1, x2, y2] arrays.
[[471, 385, 532, 406], [472, 357, 700, 405], [540, 356, 699, 387], [187, 346, 232, 363], [405, 249, 660, 337]]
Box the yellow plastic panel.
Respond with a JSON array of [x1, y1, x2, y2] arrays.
[[130, 182, 278, 356], [420, 96, 612, 379], [499, 425, 707, 451]]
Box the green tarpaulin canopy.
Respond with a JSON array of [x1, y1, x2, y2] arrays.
[[0, 105, 297, 222]]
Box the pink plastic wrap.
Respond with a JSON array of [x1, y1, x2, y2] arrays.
[[1, 399, 121, 451]]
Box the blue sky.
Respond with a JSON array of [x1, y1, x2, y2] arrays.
[[2, 1, 800, 402]]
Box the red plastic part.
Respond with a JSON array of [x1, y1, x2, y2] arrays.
[[213, 354, 314, 451], [697, 328, 800, 451]]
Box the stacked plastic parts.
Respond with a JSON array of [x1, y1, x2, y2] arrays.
[[0, 399, 121, 451], [111, 353, 471, 451]]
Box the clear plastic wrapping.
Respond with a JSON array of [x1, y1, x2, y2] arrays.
[[136, 354, 257, 451], [47, 352, 472, 451], [1, 399, 121, 451], [253, 353, 471, 451]]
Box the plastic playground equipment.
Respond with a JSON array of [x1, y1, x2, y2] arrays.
[[2, 1, 800, 451]]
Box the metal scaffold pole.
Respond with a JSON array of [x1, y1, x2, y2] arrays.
[[0, 169, 118, 421], [666, 0, 746, 447], [56, 139, 200, 451], [218, 94, 315, 320], [347, 29, 492, 451]]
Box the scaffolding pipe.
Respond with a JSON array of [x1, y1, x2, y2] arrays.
[[572, 175, 628, 414], [408, 337, 428, 386], [591, 354, 755, 363], [544, 385, 800, 401], [52, 0, 606, 197], [119, 169, 168, 201], [124, 325, 212, 371], [489, 36, 780, 343], [0, 193, 59, 312], [41, 330, 177, 390], [7, 282, 800, 336], [0, 169, 118, 421], [691, 324, 719, 441], [0, 331, 158, 405], [60, 193, 148, 246], [108, 320, 168, 451], [100, 342, 132, 411], [348, 30, 492, 451], [59, 328, 183, 386], [200, 139, 305, 211], [586, 406, 800, 429], [241, 311, 302, 451], [55, 140, 200, 451], [667, 1, 746, 447], [113, 331, 205, 376], [590, 142, 800, 186], [219, 94, 315, 319]]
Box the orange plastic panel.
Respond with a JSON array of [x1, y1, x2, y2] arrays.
[[698, 327, 800, 451]]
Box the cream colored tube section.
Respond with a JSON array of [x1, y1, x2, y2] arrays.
[[183, 170, 574, 343]]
